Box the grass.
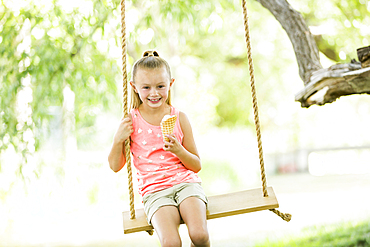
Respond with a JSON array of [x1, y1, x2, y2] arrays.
[[256, 221, 370, 247]]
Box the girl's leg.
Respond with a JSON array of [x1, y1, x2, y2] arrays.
[[179, 197, 210, 247], [151, 205, 182, 247]]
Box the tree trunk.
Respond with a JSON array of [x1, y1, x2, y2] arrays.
[[255, 0, 322, 84], [255, 0, 370, 107]]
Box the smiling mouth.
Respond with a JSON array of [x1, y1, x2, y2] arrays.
[[148, 98, 161, 103]]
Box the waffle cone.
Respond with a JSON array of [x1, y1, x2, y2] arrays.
[[160, 115, 177, 142]]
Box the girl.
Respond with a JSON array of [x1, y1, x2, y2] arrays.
[[108, 50, 210, 247]]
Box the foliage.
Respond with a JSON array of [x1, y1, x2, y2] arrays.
[[0, 0, 121, 168], [256, 220, 370, 247], [1, 0, 370, 171], [292, 0, 370, 62]]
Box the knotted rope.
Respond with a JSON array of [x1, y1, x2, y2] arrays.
[[119, 0, 290, 228], [120, 0, 135, 221], [120, 0, 154, 235], [241, 0, 291, 222]]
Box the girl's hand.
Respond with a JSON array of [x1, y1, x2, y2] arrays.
[[113, 117, 133, 144], [163, 134, 183, 154]]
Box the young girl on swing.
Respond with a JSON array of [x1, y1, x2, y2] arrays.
[[108, 50, 210, 247]]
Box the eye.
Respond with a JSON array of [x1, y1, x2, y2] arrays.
[[158, 85, 165, 89], [142, 86, 150, 90]]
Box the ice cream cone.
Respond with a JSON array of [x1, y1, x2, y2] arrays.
[[160, 115, 177, 142]]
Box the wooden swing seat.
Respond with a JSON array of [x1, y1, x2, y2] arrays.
[[123, 186, 278, 234]]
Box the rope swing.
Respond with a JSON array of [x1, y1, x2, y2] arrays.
[[120, 0, 291, 235], [119, 0, 135, 220], [241, 0, 291, 221]]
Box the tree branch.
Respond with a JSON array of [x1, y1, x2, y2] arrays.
[[255, 0, 370, 107], [255, 0, 322, 84], [295, 64, 370, 107]]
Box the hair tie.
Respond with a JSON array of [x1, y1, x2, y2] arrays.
[[143, 50, 159, 57]]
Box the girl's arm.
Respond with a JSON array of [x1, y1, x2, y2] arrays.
[[164, 111, 201, 173], [108, 117, 133, 172]]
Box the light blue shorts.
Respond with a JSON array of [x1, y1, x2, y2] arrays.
[[142, 183, 208, 224]]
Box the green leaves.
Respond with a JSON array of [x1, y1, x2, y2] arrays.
[[0, 0, 121, 167], [297, 0, 370, 62], [1, 0, 369, 170]]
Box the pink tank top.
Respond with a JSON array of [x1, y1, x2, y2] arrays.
[[130, 106, 202, 197]]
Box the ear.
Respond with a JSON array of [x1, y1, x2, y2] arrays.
[[130, 81, 138, 93], [169, 78, 175, 88]]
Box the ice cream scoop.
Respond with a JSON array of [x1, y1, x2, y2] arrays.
[[160, 115, 177, 142]]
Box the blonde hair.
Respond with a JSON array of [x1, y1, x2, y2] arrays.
[[130, 50, 172, 110]]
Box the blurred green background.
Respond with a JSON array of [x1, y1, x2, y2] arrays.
[[1, 0, 370, 246]]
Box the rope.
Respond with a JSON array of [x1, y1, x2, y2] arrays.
[[120, 0, 135, 220], [241, 0, 291, 222], [119, 0, 290, 227], [269, 209, 292, 222], [241, 0, 268, 197], [120, 0, 155, 235]]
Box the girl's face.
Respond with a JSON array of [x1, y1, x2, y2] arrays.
[[131, 66, 174, 109]]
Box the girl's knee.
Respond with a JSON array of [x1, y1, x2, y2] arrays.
[[160, 236, 182, 247], [189, 228, 210, 246]]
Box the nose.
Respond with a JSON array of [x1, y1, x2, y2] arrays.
[[149, 87, 158, 95]]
